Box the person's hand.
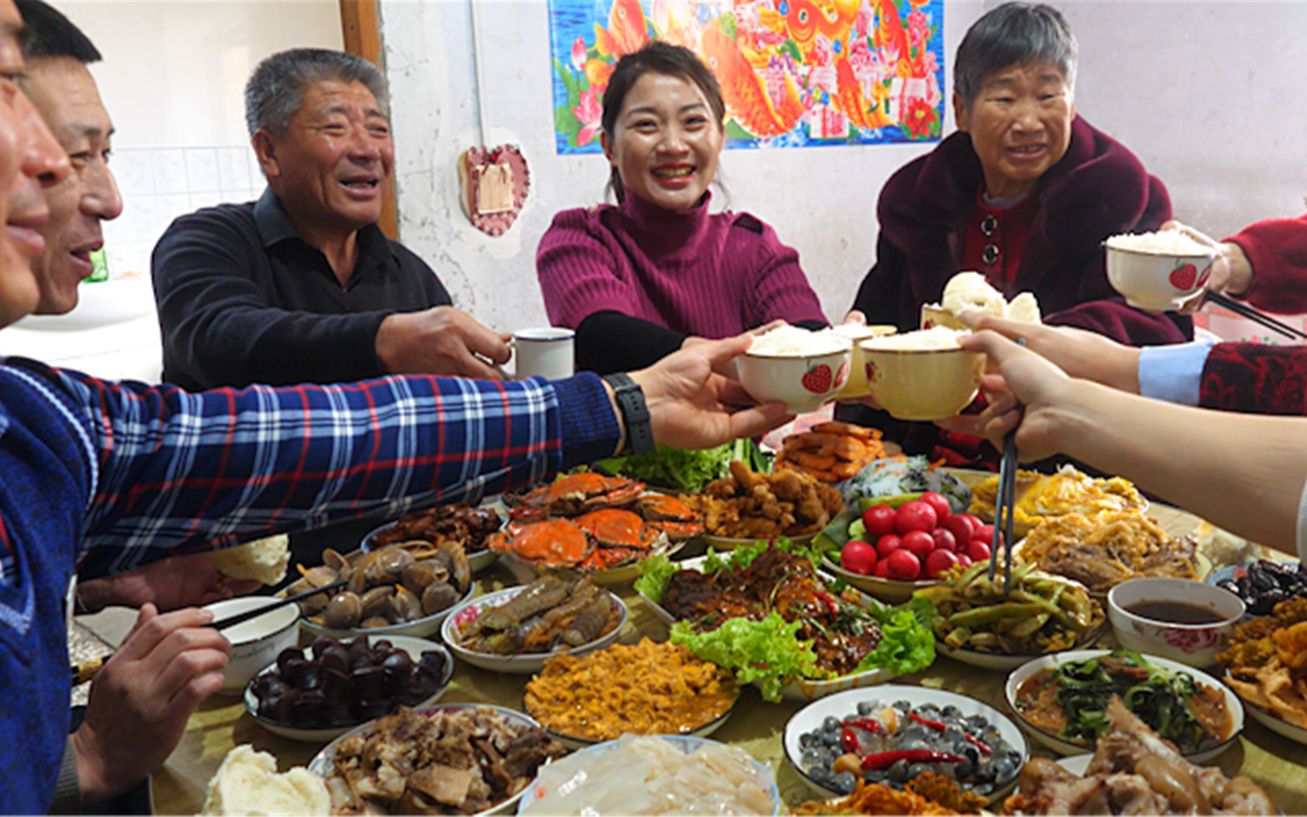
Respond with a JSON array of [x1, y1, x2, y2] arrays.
[[630, 334, 793, 449], [936, 330, 1076, 461], [1162, 220, 1254, 313], [955, 309, 1141, 393], [842, 310, 867, 325], [375, 306, 511, 379], [71, 605, 230, 802], [76, 552, 261, 614]]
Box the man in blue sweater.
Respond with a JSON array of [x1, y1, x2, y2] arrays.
[[0, 2, 789, 811]]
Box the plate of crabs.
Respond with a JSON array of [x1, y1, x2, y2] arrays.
[[492, 473, 703, 585]]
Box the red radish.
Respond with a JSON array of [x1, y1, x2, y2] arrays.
[[966, 540, 991, 562], [862, 505, 897, 538], [875, 534, 903, 558], [874, 559, 894, 579], [919, 491, 951, 519], [840, 540, 877, 575], [902, 530, 935, 559], [925, 548, 960, 579], [895, 501, 937, 535], [886, 549, 921, 581], [975, 524, 1000, 547], [930, 528, 957, 552], [940, 513, 976, 544], [955, 552, 973, 568]]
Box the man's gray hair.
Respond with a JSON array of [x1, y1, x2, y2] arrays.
[[244, 48, 390, 136], [954, 2, 1078, 110]]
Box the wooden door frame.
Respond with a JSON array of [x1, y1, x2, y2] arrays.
[[339, 0, 399, 238]]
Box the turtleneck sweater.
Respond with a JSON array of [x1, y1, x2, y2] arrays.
[[537, 189, 826, 372]]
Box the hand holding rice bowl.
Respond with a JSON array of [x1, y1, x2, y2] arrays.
[[1105, 230, 1218, 311], [739, 325, 852, 413], [860, 328, 985, 421], [203, 596, 301, 694]]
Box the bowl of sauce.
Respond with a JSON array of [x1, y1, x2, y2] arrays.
[[1107, 578, 1245, 667]]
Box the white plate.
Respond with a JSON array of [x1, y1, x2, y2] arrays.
[[442, 585, 627, 674], [783, 685, 1027, 801], [637, 554, 899, 701], [937, 624, 1106, 671], [362, 519, 499, 573], [1005, 649, 1244, 762], [308, 704, 544, 815], [532, 695, 738, 751], [244, 635, 452, 742], [516, 734, 781, 815], [1236, 692, 1307, 745], [299, 578, 474, 640]]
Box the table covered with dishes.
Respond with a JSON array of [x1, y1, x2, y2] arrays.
[[156, 443, 1307, 816]]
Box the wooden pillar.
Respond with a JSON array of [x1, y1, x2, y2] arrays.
[[339, 0, 399, 239]]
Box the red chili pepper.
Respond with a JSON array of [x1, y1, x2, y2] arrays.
[[964, 731, 993, 756], [843, 717, 885, 735], [814, 590, 839, 615], [907, 712, 992, 756], [859, 749, 965, 772], [840, 727, 861, 755]]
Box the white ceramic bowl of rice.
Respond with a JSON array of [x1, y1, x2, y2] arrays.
[[738, 326, 852, 414], [860, 328, 985, 421], [1105, 230, 1218, 311]]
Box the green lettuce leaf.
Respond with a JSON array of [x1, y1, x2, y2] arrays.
[[857, 595, 937, 676], [633, 554, 675, 604], [670, 613, 822, 702]]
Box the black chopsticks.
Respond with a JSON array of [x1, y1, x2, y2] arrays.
[[1206, 291, 1307, 341], [70, 577, 347, 685], [989, 430, 1019, 597]]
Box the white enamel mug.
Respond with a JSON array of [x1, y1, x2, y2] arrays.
[[512, 327, 575, 380]]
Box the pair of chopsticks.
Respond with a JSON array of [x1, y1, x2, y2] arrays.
[[1206, 291, 1307, 341], [70, 577, 348, 685], [987, 339, 1023, 597]]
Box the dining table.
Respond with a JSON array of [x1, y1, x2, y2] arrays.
[[150, 496, 1307, 815]]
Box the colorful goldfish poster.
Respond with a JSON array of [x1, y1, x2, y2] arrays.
[[548, 0, 945, 153]]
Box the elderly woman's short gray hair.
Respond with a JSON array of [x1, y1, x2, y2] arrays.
[[244, 48, 390, 136], [953, 2, 1077, 110]]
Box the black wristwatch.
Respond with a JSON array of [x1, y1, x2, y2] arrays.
[[602, 373, 654, 455]]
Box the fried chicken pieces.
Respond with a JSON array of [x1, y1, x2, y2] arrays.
[[684, 460, 845, 539], [1004, 699, 1273, 815]]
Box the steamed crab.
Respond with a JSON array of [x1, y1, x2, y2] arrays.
[[488, 494, 703, 571], [285, 541, 472, 630], [507, 473, 646, 520]]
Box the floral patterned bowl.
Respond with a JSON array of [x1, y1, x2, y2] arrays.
[[1107, 577, 1245, 668]]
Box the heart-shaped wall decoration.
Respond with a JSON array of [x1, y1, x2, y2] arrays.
[[457, 144, 531, 236]]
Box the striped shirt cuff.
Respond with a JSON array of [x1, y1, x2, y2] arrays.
[[549, 372, 622, 469], [1138, 339, 1216, 406]]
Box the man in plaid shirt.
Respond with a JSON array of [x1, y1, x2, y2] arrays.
[[0, 3, 789, 809]]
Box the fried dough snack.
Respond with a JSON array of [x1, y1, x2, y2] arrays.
[[971, 468, 1146, 538], [684, 460, 845, 538], [1220, 597, 1307, 728], [1017, 510, 1198, 594], [795, 772, 985, 815], [524, 638, 738, 741], [775, 421, 886, 483]]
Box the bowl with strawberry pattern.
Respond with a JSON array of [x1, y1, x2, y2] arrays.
[[1105, 230, 1218, 312], [737, 326, 853, 414]]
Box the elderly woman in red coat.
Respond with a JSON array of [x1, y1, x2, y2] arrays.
[[839, 1, 1190, 458]]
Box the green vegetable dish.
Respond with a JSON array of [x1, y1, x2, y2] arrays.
[[592, 440, 772, 494], [635, 540, 935, 701], [1013, 651, 1234, 754]]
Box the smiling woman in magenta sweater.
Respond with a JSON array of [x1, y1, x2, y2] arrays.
[[537, 42, 827, 375]]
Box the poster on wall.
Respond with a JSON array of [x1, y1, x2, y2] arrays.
[[548, 0, 945, 154]]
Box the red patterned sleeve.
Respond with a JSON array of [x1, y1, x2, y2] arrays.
[[1198, 342, 1307, 415]]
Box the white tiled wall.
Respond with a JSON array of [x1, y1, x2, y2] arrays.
[[0, 145, 264, 380]]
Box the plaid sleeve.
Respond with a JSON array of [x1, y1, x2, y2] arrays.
[[48, 368, 617, 578]]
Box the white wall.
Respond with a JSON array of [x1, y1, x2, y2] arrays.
[[381, 0, 1306, 336], [0, 1, 343, 378], [380, 0, 986, 333]]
